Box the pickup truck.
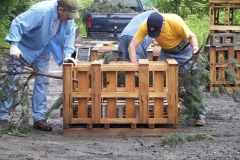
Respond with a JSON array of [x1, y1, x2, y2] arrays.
[[86, 0, 144, 40]]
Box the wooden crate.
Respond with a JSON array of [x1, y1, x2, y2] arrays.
[[62, 59, 179, 136], [209, 46, 240, 91], [209, 3, 240, 34], [90, 43, 160, 61]]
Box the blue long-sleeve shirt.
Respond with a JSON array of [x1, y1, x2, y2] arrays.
[[5, 0, 75, 66]]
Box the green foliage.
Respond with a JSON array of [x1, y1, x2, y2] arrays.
[[75, 0, 94, 36], [0, 54, 31, 137], [0, 0, 216, 39], [224, 59, 238, 85], [96, 51, 119, 64], [184, 15, 210, 45], [0, 53, 62, 137], [141, 0, 154, 9], [178, 72, 206, 119], [162, 133, 214, 146], [81, 1, 137, 26], [0, 91, 31, 137], [196, 57, 211, 86], [46, 95, 63, 120], [0, 0, 31, 46], [178, 0, 209, 19], [153, 0, 209, 19], [0, 120, 31, 137], [232, 91, 240, 102], [154, 0, 176, 13]]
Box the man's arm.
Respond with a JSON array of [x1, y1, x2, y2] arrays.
[[128, 37, 141, 62]]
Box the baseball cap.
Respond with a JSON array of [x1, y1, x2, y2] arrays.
[[147, 12, 164, 38], [60, 0, 79, 19]]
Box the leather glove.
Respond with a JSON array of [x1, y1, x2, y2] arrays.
[[64, 57, 77, 66], [10, 45, 22, 59]]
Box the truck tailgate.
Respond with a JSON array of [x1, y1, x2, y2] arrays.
[[87, 13, 140, 39]]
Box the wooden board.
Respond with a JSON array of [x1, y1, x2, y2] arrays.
[[63, 128, 178, 137]]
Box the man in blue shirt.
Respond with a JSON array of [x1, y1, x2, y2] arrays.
[[118, 9, 156, 61], [0, 0, 79, 131]]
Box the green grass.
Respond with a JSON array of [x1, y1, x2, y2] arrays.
[[162, 133, 214, 146]]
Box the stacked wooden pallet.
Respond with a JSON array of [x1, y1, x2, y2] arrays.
[[209, 0, 240, 34], [207, 0, 240, 91]]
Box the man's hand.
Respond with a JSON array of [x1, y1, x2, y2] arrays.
[[192, 46, 199, 61], [10, 45, 22, 59], [64, 57, 77, 66], [192, 46, 199, 54]]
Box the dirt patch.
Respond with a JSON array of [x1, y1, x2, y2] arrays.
[[1, 47, 240, 160]]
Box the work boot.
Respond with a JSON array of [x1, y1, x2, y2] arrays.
[[33, 119, 52, 131], [194, 116, 205, 126], [0, 120, 9, 128]]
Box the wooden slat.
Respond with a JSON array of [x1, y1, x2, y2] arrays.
[[72, 64, 91, 71], [153, 71, 164, 118], [101, 92, 138, 98], [228, 46, 235, 79], [166, 59, 178, 129], [101, 62, 139, 71], [148, 48, 153, 61], [72, 92, 91, 98], [63, 128, 178, 137], [106, 71, 117, 118], [70, 118, 92, 124], [90, 51, 98, 61], [210, 47, 217, 90], [210, 25, 240, 31], [100, 118, 139, 124], [139, 59, 149, 123], [125, 71, 136, 118], [91, 60, 103, 123], [237, 51, 240, 81], [77, 71, 89, 118], [63, 63, 73, 129], [218, 50, 225, 80], [209, 0, 240, 4], [98, 43, 115, 53], [99, 92, 168, 98]]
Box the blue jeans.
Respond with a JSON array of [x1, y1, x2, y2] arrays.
[[118, 35, 148, 61], [159, 44, 206, 118], [0, 48, 50, 122]]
